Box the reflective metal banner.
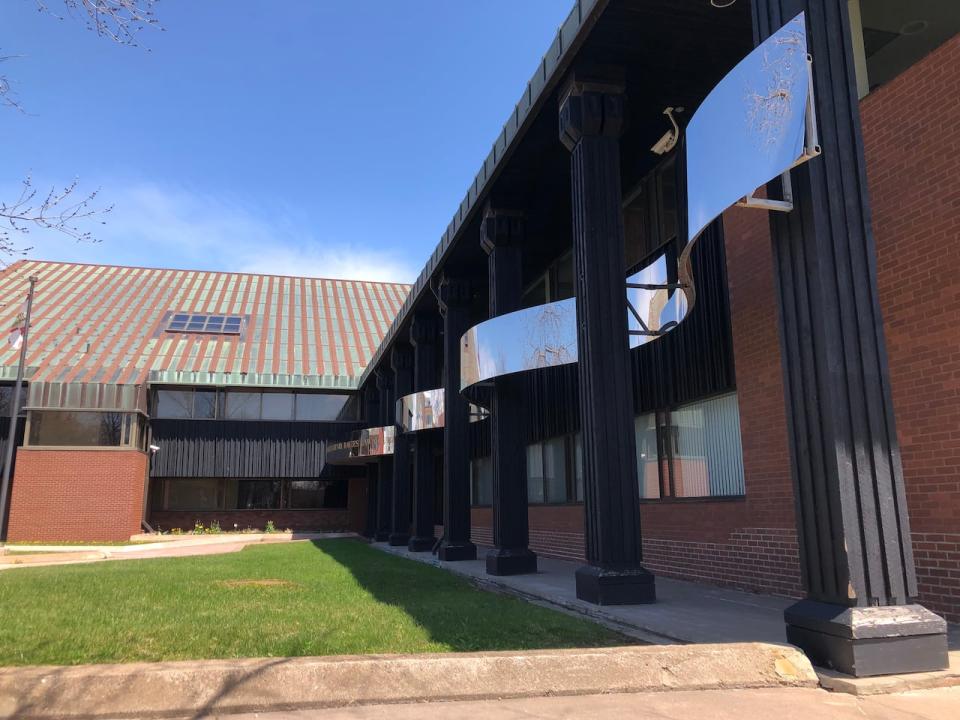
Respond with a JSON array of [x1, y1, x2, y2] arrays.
[[397, 388, 489, 432], [461, 298, 578, 391], [686, 12, 811, 242], [324, 424, 395, 465], [626, 251, 689, 349]]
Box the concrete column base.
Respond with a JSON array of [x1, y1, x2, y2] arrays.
[[575, 564, 656, 606], [486, 548, 538, 576], [438, 540, 477, 562], [407, 535, 436, 553], [784, 600, 948, 677], [388, 532, 410, 547]]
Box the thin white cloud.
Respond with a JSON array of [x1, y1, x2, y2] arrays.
[[4, 180, 419, 284]]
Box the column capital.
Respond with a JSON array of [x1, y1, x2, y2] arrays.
[[436, 274, 472, 314], [558, 69, 626, 151], [480, 205, 526, 256], [409, 313, 439, 347], [390, 343, 414, 373]]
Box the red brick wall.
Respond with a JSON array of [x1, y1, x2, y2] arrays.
[[7, 448, 147, 542], [862, 35, 960, 622], [149, 475, 368, 534]]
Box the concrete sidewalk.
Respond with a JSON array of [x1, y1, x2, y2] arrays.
[[219, 687, 960, 720]]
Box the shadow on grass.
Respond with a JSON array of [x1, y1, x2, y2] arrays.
[[313, 538, 627, 653]]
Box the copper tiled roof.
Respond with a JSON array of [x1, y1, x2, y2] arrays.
[[0, 260, 410, 389]]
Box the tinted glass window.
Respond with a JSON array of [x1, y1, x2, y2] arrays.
[[236, 480, 281, 509], [225, 392, 261, 420], [155, 390, 193, 419], [194, 391, 217, 419], [261, 393, 294, 420], [295, 393, 349, 421], [28, 411, 128, 446]]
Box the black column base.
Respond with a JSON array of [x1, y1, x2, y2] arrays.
[[486, 547, 538, 576], [360, 529, 376, 540], [575, 564, 656, 606], [388, 532, 410, 547], [438, 540, 477, 562], [784, 600, 947, 677], [374, 530, 390, 542], [407, 535, 436, 553]]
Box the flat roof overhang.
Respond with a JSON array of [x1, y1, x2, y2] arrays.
[[358, 0, 754, 395]]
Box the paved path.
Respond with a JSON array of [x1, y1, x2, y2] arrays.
[[0, 533, 355, 570], [213, 687, 960, 720]]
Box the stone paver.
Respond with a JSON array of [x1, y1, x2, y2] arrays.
[[212, 686, 960, 720]]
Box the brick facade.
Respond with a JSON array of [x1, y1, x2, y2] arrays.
[[7, 448, 147, 542], [862, 35, 960, 622]]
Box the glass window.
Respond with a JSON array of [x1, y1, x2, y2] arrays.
[[163, 479, 223, 510], [542, 436, 567, 503], [636, 413, 661, 499], [225, 392, 261, 420], [635, 393, 745, 500], [166, 312, 244, 335], [28, 411, 130, 446], [526, 443, 545, 504], [470, 456, 493, 506], [574, 432, 584, 502], [295, 393, 350, 421], [155, 390, 193, 419], [261, 393, 294, 420], [236, 479, 281, 509], [194, 390, 217, 419]]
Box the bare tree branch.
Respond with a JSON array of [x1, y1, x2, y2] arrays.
[[34, 0, 163, 48], [0, 53, 25, 113], [0, 175, 112, 260]]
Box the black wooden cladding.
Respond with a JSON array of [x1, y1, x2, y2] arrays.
[[150, 419, 361, 479]]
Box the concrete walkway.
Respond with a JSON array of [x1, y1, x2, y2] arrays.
[[374, 541, 794, 645], [219, 687, 960, 720], [0, 532, 355, 570]]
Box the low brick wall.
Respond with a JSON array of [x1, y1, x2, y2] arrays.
[[7, 448, 147, 542]]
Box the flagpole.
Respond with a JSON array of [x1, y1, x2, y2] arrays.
[[0, 275, 37, 544]]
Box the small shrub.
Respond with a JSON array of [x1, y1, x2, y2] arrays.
[[193, 521, 205, 535], [170, 527, 183, 535], [264, 520, 277, 534], [207, 520, 222, 534]]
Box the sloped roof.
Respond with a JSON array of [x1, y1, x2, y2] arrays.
[[0, 260, 410, 389]]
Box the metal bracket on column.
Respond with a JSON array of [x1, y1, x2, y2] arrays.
[[736, 54, 821, 214], [626, 281, 688, 338]]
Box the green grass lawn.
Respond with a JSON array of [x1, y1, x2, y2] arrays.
[[0, 539, 627, 666]]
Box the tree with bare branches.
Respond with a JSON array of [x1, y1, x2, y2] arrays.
[[1, 1, 161, 260]]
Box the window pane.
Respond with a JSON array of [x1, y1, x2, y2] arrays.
[[526, 443, 545, 504], [635, 413, 660, 499], [470, 456, 493, 506], [163, 479, 222, 511], [28, 411, 128, 446], [167, 321, 186, 331], [295, 393, 349, 421], [172, 314, 190, 322], [574, 433, 584, 502], [225, 392, 261, 420], [543, 436, 567, 503], [236, 480, 281, 509], [156, 390, 193, 419], [670, 393, 745, 498], [261, 393, 294, 420], [186, 320, 205, 331], [205, 320, 223, 333], [194, 390, 217, 419], [287, 479, 347, 509]]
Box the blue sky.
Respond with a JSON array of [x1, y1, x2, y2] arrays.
[[1, 0, 571, 282]]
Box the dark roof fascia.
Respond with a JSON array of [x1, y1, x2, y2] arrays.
[[357, 0, 609, 389]]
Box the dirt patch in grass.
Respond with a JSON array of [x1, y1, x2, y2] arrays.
[[217, 579, 301, 589]]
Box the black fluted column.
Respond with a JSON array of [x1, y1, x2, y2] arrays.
[[389, 344, 413, 546], [374, 368, 393, 542], [481, 206, 537, 576], [361, 384, 379, 539], [559, 74, 654, 605], [408, 314, 439, 552], [436, 274, 477, 561], [752, 0, 945, 676]]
